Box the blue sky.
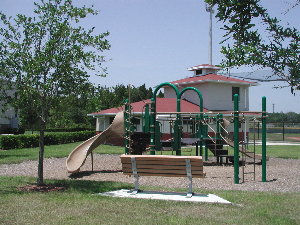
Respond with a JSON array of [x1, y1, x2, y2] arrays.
[[1, 0, 299, 113]]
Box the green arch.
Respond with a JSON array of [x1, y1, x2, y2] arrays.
[[179, 87, 203, 115], [153, 82, 180, 111]]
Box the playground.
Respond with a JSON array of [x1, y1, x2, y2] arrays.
[[1, 82, 299, 194], [65, 82, 269, 190], [1, 82, 299, 224]]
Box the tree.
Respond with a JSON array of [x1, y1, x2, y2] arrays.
[[0, 0, 110, 185], [205, 0, 299, 92]]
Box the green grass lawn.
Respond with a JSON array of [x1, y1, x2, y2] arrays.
[[227, 145, 300, 159], [162, 145, 300, 159], [0, 176, 299, 225], [0, 142, 123, 165], [248, 132, 300, 142]]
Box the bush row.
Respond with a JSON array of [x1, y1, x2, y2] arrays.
[[27, 128, 94, 133], [0, 131, 96, 150]]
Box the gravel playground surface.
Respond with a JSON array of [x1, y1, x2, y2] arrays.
[[0, 154, 299, 193]]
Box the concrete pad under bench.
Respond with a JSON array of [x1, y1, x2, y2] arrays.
[[99, 189, 231, 204]]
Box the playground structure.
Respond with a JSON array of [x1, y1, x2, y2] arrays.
[[66, 82, 267, 184], [123, 82, 267, 184]]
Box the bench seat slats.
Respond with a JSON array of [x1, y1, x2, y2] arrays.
[[123, 172, 205, 178], [121, 160, 203, 166], [121, 156, 203, 163], [120, 155, 205, 179], [122, 167, 204, 175], [122, 164, 203, 171]]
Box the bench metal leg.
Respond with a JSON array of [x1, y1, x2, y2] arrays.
[[131, 157, 141, 195], [132, 174, 140, 195], [186, 159, 193, 198]]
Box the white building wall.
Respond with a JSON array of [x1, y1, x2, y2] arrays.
[[96, 117, 105, 132], [164, 83, 249, 111], [0, 88, 18, 130]]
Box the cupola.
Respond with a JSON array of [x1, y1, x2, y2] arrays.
[[187, 64, 222, 76]]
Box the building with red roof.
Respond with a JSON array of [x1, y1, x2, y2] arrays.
[[164, 64, 257, 111], [89, 64, 258, 141]]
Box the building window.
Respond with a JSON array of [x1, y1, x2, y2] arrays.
[[131, 117, 140, 125], [232, 87, 240, 101], [109, 117, 114, 124], [195, 69, 202, 76]]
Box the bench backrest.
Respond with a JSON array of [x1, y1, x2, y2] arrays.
[[120, 155, 205, 178]]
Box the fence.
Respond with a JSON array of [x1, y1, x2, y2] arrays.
[[249, 122, 300, 142]]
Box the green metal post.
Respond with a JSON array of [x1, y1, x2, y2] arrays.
[[155, 121, 162, 151], [234, 94, 239, 184], [173, 118, 180, 155], [199, 139, 203, 158], [149, 98, 156, 155], [262, 96, 267, 182], [203, 115, 208, 161], [216, 114, 221, 139], [205, 144, 208, 161], [175, 99, 181, 155], [143, 104, 150, 133], [282, 122, 285, 141], [124, 99, 129, 154]]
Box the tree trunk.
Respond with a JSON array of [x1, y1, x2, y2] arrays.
[[37, 120, 46, 186]]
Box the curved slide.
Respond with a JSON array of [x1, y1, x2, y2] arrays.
[[66, 111, 124, 173]]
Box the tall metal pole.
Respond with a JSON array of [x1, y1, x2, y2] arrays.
[[234, 94, 240, 184], [262, 96, 267, 182], [209, 7, 212, 65], [206, 4, 213, 65], [150, 98, 156, 155], [124, 99, 130, 154]]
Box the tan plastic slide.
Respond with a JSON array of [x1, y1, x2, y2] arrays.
[[66, 111, 124, 173]]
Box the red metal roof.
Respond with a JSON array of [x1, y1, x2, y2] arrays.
[[170, 74, 257, 85], [89, 98, 209, 116]]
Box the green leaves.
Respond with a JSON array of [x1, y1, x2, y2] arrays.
[[0, 0, 111, 134], [207, 0, 300, 91]]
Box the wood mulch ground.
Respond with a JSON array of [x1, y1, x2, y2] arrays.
[[1, 154, 299, 193]]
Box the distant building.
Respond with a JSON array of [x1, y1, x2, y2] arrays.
[[0, 83, 19, 133]]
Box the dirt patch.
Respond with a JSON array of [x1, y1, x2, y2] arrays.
[[17, 184, 66, 192]]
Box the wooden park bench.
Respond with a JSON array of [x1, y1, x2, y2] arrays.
[[120, 155, 205, 197]]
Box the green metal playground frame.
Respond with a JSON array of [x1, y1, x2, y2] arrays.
[[124, 82, 267, 184]]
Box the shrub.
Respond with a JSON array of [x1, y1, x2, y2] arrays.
[[0, 131, 95, 150], [28, 128, 94, 133]]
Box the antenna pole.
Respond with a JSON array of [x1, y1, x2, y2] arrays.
[[206, 4, 213, 65], [209, 7, 212, 65]]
